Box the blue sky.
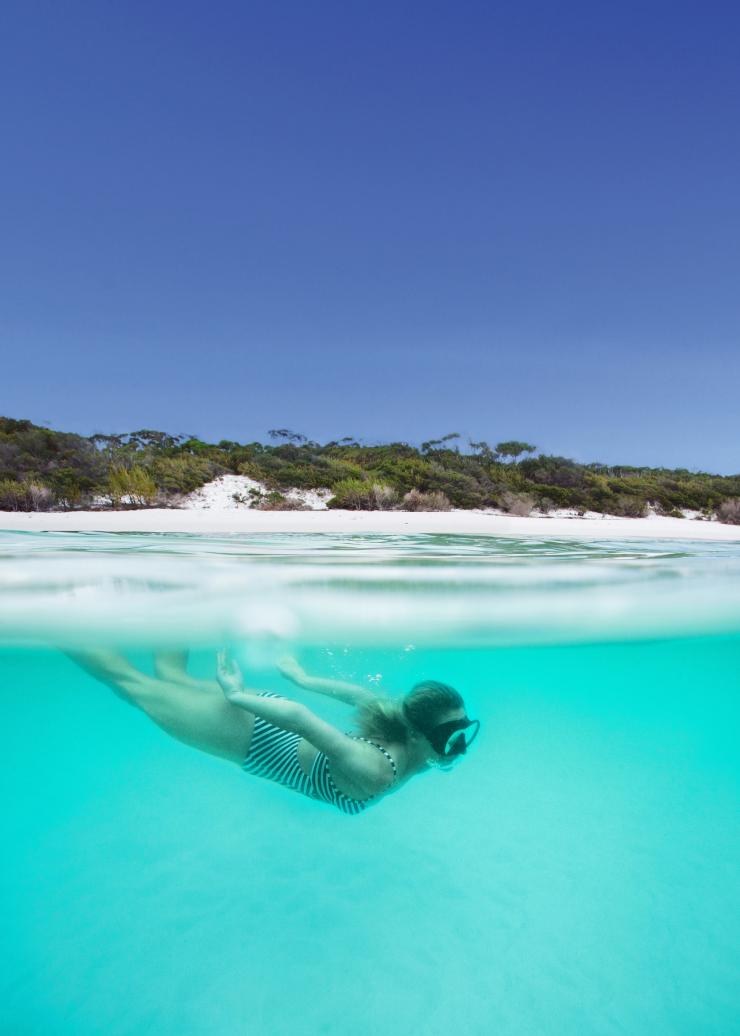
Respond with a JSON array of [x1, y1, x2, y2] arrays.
[[2, 1, 738, 472]]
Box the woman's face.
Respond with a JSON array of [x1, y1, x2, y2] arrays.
[[424, 707, 468, 769]]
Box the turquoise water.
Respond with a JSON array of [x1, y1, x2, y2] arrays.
[[1, 532, 739, 1034]]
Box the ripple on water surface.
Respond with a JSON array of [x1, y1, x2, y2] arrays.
[[1, 531, 739, 646]]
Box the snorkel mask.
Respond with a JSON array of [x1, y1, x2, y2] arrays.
[[428, 716, 481, 759]]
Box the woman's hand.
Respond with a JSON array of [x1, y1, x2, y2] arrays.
[[217, 650, 245, 703], [277, 655, 307, 686]]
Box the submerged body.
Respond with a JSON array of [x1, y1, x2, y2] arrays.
[[67, 650, 477, 815]]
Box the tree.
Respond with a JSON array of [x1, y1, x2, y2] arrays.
[[268, 429, 308, 444], [179, 437, 213, 454], [495, 440, 537, 463], [468, 439, 494, 458], [90, 433, 125, 454], [124, 429, 185, 450], [420, 433, 461, 453]]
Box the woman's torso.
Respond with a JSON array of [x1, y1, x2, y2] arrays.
[[297, 737, 402, 800], [242, 694, 402, 813]]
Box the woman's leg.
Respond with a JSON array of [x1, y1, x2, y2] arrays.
[[152, 649, 221, 693], [67, 649, 254, 763], [154, 649, 197, 686]]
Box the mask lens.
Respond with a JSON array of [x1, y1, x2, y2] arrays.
[[443, 731, 467, 756], [441, 719, 480, 757]]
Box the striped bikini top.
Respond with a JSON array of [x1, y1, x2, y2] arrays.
[[242, 693, 399, 816]]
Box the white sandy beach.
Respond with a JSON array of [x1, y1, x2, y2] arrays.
[[2, 508, 740, 540], [3, 474, 739, 540]]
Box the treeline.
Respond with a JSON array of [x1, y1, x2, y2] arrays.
[[1, 417, 739, 522]]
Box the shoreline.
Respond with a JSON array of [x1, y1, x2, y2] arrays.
[[2, 508, 740, 540]]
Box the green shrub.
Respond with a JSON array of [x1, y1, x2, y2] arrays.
[[108, 466, 158, 507], [423, 464, 484, 508], [652, 501, 684, 518], [519, 456, 586, 488], [327, 479, 398, 510], [0, 478, 54, 511], [717, 498, 740, 525], [400, 489, 452, 511], [240, 451, 361, 490], [237, 460, 273, 485], [149, 455, 221, 495], [47, 467, 96, 508], [603, 495, 648, 518], [349, 457, 431, 495], [256, 491, 309, 511], [525, 484, 576, 509], [498, 490, 535, 516]]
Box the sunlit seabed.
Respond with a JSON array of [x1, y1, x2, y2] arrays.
[[1, 532, 738, 1035]]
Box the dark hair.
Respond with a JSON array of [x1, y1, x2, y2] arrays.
[[355, 698, 409, 743], [402, 680, 465, 738], [355, 680, 464, 744]]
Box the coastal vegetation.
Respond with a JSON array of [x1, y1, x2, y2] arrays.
[[1, 417, 738, 522]]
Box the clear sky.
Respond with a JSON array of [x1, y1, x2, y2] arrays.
[[2, 1, 738, 472]]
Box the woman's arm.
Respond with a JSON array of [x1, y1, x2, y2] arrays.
[[277, 655, 377, 707], [217, 652, 358, 760]]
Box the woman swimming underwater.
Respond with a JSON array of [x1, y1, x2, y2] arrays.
[[69, 649, 480, 815]]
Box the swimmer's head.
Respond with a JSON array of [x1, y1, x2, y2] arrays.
[[355, 680, 479, 764], [402, 679, 464, 730], [402, 680, 480, 765]]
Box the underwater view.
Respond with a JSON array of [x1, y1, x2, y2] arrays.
[[2, 531, 739, 1035]]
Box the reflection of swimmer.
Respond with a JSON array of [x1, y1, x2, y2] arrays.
[[67, 650, 480, 815]]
